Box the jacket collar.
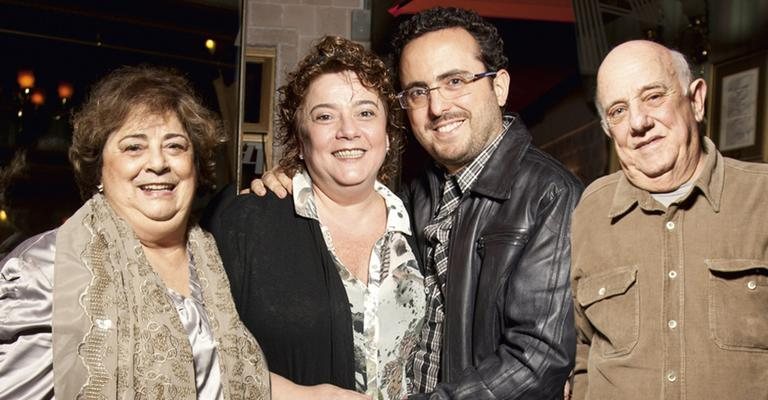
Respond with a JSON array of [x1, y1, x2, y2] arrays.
[[469, 114, 531, 200], [608, 136, 724, 219], [424, 114, 530, 204]]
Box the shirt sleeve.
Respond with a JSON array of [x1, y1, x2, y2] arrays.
[[0, 230, 57, 400]]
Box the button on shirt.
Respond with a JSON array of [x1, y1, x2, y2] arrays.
[[571, 137, 768, 400]]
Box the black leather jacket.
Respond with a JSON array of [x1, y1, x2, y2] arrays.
[[405, 117, 582, 399]]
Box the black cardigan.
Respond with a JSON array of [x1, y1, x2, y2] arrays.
[[206, 189, 356, 389]]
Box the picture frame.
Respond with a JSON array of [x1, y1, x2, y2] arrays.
[[234, 45, 276, 191], [240, 136, 267, 186], [708, 51, 766, 161]]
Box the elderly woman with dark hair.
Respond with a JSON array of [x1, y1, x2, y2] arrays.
[[0, 66, 270, 399], [210, 36, 426, 400]]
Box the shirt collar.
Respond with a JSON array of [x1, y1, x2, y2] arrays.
[[608, 136, 723, 218], [292, 169, 412, 236]]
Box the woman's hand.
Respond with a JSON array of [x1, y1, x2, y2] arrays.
[[305, 383, 372, 400], [270, 372, 371, 400]]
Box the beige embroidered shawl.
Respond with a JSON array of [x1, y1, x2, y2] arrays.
[[51, 194, 270, 399]]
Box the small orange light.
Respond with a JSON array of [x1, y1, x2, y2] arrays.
[[30, 89, 45, 106], [58, 82, 74, 99], [18, 70, 35, 89]]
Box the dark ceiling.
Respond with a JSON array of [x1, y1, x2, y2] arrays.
[[0, 0, 239, 112]]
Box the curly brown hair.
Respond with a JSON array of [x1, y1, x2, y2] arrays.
[[276, 36, 404, 187], [69, 65, 227, 199], [389, 7, 508, 88]]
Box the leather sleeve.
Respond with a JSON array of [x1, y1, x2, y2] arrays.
[[415, 179, 580, 400]]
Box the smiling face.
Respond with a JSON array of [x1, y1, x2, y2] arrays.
[[299, 71, 389, 196], [101, 111, 196, 232], [596, 40, 707, 192], [399, 27, 510, 173]]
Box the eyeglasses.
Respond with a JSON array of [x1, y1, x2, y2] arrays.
[[397, 71, 497, 110]]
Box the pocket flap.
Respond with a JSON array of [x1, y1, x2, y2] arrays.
[[577, 266, 638, 307], [706, 259, 768, 273]]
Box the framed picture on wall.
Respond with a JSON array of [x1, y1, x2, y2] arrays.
[[235, 46, 276, 190], [241, 137, 266, 186], [709, 51, 766, 161]]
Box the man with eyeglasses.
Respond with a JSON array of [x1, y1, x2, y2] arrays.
[[250, 7, 582, 399], [391, 7, 581, 399], [570, 40, 768, 400]]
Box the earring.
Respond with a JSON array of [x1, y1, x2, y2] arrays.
[[299, 154, 304, 160], [97, 183, 104, 193]]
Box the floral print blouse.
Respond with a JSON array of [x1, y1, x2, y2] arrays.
[[293, 171, 426, 399]]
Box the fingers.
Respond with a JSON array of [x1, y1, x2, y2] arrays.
[[249, 179, 267, 196], [276, 172, 293, 195], [246, 167, 293, 198], [312, 384, 370, 400], [335, 389, 370, 400], [263, 171, 288, 199]]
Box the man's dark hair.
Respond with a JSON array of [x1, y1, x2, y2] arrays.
[[390, 7, 508, 87]]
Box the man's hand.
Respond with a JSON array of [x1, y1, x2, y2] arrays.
[[247, 167, 293, 198]]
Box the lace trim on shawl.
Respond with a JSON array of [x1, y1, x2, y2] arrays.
[[69, 194, 270, 399], [79, 232, 112, 398]]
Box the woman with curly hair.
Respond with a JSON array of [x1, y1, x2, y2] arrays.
[[0, 66, 270, 399], [210, 36, 426, 400]]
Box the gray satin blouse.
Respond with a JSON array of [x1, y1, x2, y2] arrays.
[[0, 230, 224, 399]]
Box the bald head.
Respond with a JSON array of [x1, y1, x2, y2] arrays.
[[596, 40, 692, 120], [594, 39, 708, 193]]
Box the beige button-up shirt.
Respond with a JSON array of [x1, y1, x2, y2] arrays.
[[571, 138, 768, 400]]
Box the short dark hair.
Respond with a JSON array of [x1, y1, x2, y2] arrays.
[[70, 66, 226, 199], [390, 7, 508, 87], [276, 35, 404, 187]]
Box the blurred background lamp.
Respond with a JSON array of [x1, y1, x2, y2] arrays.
[[30, 89, 46, 106], [58, 82, 74, 103], [17, 70, 35, 89], [205, 38, 216, 54]]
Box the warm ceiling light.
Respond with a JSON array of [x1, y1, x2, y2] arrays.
[[205, 39, 216, 54], [17, 70, 35, 89], [0, 209, 7, 222], [30, 89, 45, 106], [58, 82, 74, 99]]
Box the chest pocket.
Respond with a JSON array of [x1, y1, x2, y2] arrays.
[[474, 230, 529, 341], [475, 230, 529, 281], [706, 259, 768, 352], [577, 266, 639, 357]]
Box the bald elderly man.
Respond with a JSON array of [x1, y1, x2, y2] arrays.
[[571, 40, 768, 399]]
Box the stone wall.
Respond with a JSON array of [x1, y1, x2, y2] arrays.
[[247, 0, 368, 88], [246, 0, 369, 163]]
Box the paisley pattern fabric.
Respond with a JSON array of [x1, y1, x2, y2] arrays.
[[51, 194, 270, 399], [293, 171, 426, 400]]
